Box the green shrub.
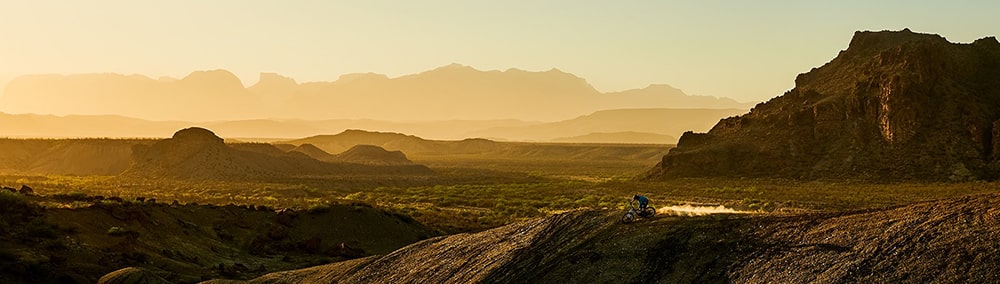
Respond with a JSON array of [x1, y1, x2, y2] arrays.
[[107, 226, 129, 236]]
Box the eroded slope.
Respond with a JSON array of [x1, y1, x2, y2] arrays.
[[232, 193, 1000, 283]]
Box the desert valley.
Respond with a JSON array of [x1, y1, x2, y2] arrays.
[[2, 2, 999, 283], [1, 29, 999, 283]]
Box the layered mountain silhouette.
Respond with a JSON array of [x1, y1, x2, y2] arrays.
[[0, 107, 741, 143], [283, 129, 669, 162], [551, 131, 676, 144], [648, 29, 1000, 181], [1, 64, 752, 121], [122, 127, 431, 180], [469, 108, 745, 142]]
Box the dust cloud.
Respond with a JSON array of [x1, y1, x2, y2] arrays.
[[657, 204, 757, 216]]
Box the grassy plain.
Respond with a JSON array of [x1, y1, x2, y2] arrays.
[[4, 154, 999, 233]]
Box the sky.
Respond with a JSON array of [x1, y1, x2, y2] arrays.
[[0, 1, 997, 103]]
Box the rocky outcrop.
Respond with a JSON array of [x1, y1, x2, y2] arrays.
[[17, 185, 33, 196], [648, 29, 1000, 181]]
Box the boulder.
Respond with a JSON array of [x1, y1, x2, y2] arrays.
[[18, 185, 33, 196]]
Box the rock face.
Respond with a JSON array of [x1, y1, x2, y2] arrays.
[[648, 29, 1000, 181]]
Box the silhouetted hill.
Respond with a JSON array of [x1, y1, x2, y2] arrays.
[[229, 193, 1000, 283], [285, 130, 431, 155], [551, 131, 676, 144], [1, 70, 260, 121], [122, 128, 431, 180], [0, 107, 739, 142], [471, 108, 744, 142], [289, 144, 337, 161], [332, 145, 413, 165], [283, 130, 670, 162], [648, 29, 1000, 181], [2, 65, 753, 121], [0, 138, 151, 175]]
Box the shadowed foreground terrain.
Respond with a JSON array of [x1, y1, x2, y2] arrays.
[[210, 192, 1000, 283], [0, 191, 437, 283]]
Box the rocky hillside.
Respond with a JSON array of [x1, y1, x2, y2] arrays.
[[647, 29, 1000, 181], [122, 128, 431, 180], [214, 192, 1000, 283]]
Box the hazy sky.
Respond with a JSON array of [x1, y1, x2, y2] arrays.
[[1, 1, 996, 103]]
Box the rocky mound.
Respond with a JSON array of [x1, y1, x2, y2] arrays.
[[647, 29, 1000, 181], [290, 143, 412, 165], [123, 127, 431, 180], [333, 145, 413, 165], [221, 192, 1000, 283]]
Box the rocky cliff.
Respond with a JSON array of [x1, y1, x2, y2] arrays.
[[648, 29, 1000, 181]]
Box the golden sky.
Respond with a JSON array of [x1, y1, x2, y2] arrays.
[[0, 1, 997, 102]]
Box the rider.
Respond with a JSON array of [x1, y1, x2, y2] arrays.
[[632, 194, 649, 210]]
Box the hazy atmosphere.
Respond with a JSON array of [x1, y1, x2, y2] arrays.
[[2, 1, 997, 104], [2, 1, 1000, 283]]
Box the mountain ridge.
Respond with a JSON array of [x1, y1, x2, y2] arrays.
[[1, 64, 753, 121], [0, 108, 738, 143]]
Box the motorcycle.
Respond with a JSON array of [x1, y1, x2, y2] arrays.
[[621, 204, 656, 224]]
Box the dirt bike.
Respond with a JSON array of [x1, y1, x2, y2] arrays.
[[621, 204, 655, 224]]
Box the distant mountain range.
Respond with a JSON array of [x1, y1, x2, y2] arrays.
[[0, 64, 754, 122], [0, 108, 745, 144], [551, 132, 676, 144]]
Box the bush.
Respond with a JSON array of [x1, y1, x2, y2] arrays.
[[107, 226, 130, 236]]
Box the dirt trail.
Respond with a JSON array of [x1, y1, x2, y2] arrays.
[[226, 192, 1000, 283]]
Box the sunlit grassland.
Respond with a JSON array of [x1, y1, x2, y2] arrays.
[[3, 157, 999, 233]]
